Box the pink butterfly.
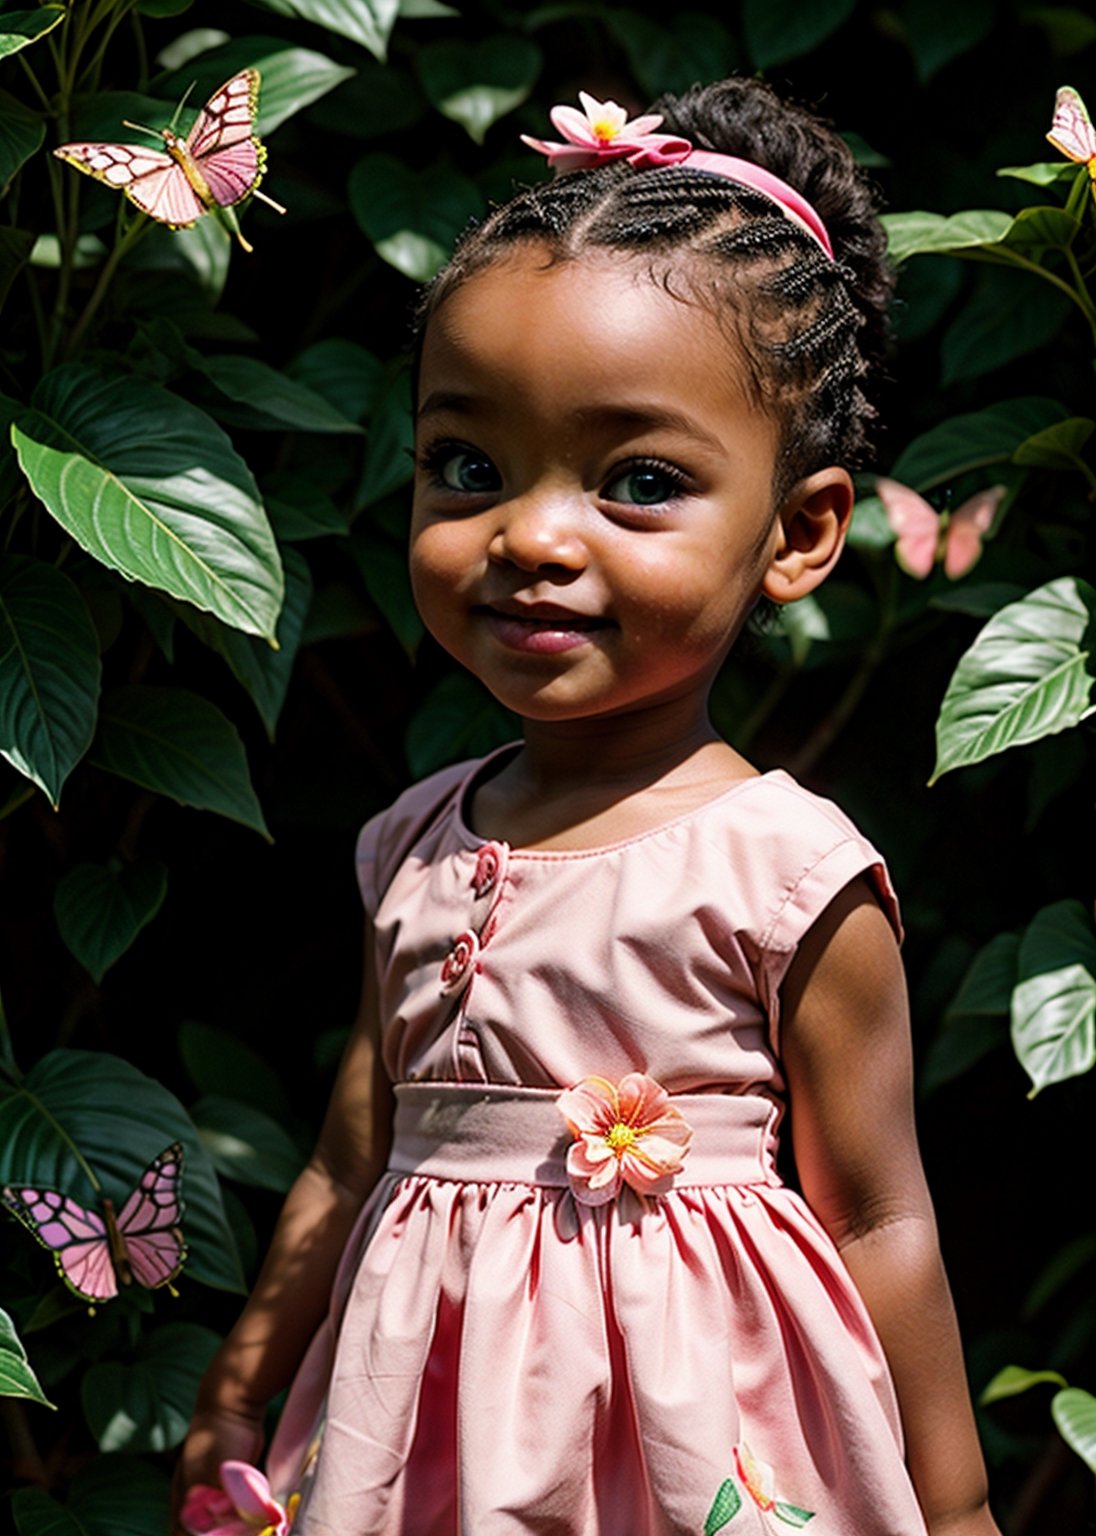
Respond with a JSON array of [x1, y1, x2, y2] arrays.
[[876, 478, 1005, 579], [54, 69, 285, 253], [2, 1142, 186, 1307], [1047, 84, 1096, 195]]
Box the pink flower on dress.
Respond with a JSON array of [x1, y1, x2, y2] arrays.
[[440, 929, 480, 994], [180, 1461, 300, 1536], [732, 1442, 815, 1527], [520, 91, 690, 172], [557, 1072, 692, 1205], [471, 842, 504, 898]]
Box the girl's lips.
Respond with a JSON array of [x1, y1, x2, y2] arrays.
[[480, 606, 611, 654]]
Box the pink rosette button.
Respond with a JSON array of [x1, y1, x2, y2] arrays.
[[440, 929, 480, 994], [557, 1072, 693, 1206], [471, 841, 505, 898]]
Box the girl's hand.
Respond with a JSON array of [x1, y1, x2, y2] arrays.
[[170, 1403, 264, 1534]]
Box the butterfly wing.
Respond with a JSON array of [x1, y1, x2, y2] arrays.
[[1, 1184, 118, 1303], [114, 1142, 187, 1290], [185, 70, 265, 210], [1047, 85, 1096, 163], [943, 484, 1005, 579], [53, 141, 206, 227], [876, 477, 941, 579]]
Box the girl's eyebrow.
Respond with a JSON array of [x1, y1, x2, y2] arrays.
[[417, 392, 724, 452]]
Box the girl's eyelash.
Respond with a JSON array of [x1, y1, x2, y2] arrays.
[[602, 457, 693, 503]]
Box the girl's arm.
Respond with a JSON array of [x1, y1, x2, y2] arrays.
[[171, 919, 393, 1524], [780, 877, 1001, 1536]]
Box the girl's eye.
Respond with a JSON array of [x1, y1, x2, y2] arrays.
[[602, 462, 687, 507], [419, 444, 500, 495]]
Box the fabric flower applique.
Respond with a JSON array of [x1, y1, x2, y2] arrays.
[[557, 1072, 692, 1205], [703, 1443, 815, 1533], [521, 90, 689, 172], [471, 841, 505, 899], [180, 1461, 300, 1536], [440, 928, 480, 994]]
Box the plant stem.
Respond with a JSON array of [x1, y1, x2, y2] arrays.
[[61, 216, 149, 358]]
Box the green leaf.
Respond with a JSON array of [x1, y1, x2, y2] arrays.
[[0, 89, 44, 191], [941, 269, 1071, 385], [1052, 1387, 1096, 1473], [89, 685, 270, 838], [197, 356, 365, 435], [1019, 899, 1096, 979], [704, 1477, 742, 1534], [847, 495, 893, 550], [348, 153, 483, 281], [248, 0, 400, 61], [0, 6, 64, 59], [774, 1502, 815, 1527], [603, 11, 737, 99], [930, 581, 1027, 617], [0, 227, 35, 316], [265, 475, 347, 542], [355, 362, 414, 509], [10, 363, 283, 641], [351, 530, 422, 653], [192, 1095, 306, 1191], [157, 40, 356, 136], [155, 27, 229, 70], [82, 1322, 220, 1452], [891, 398, 1067, 490], [303, 59, 425, 138], [287, 339, 383, 423], [901, 0, 994, 80], [13, 1456, 170, 1536], [178, 1020, 290, 1117], [53, 860, 168, 984], [981, 1364, 1069, 1404], [0, 555, 101, 806], [0, 1048, 244, 1293], [1026, 1234, 1096, 1317], [0, 1306, 53, 1406], [883, 209, 1013, 264], [920, 933, 1018, 1094], [997, 161, 1078, 188], [1013, 416, 1095, 472], [418, 37, 541, 144], [1012, 963, 1096, 1096], [742, 0, 854, 67], [405, 671, 517, 777], [138, 0, 194, 14], [177, 546, 312, 738], [931, 577, 1096, 781]]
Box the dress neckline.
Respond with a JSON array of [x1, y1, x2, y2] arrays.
[[454, 742, 790, 860]]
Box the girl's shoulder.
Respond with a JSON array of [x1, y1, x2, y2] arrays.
[[354, 755, 479, 914]]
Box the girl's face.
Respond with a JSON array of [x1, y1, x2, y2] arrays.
[[410, 248, 839, 727]]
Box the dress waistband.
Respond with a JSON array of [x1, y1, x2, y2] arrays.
[[390, 1082, 781, 1189]]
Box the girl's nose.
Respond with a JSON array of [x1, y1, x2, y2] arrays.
[[487, 492, 587, 573]]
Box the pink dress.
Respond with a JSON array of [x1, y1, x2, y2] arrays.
[[268, 751, 929, 1536]]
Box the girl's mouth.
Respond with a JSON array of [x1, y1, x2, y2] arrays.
[[479, 605, 612, 654]]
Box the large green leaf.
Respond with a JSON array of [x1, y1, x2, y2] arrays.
[[921, 932, 1018, 1094], [82, 1321, 220, 1451], [0, 555, 101, 806], [157, 40, 355, 136], [0, 5, 63, 59], [351, 528, 422, 653], [0, 227, 35, 317], [265, 474, 347, 542], [1011, 964, 1096, 1097], [901, 0, 994, 80], [418, 37, 542, 143], [355, 362, 414, 510], [0, 1048, 244, 1292], [88, 686, 269, 837], [941, 269, 1071, 385], [192, 1095, 306, 1191], [406, 671, 517, 777], [889, 398, 1066, 489], [287, 339, 383, 423], [980, 1364, 1068, 1404], [198, 355, 365, 434], [932, 577, 1096, 781], [10, 364, 283, 640], [348, 154, 483, 281], [0, 89, 44, 191], [249, 0, 399, 60], [1013, 417, 1094, 473], [603, 11, 737, 99], [178, 1020, 290, 1117], [0, 1306, 53, 1406], [53, 860, 168, 984], [1053, 1388, 1096, 1473], [883, 210, 1013, 264], [176, 546, 313, 738], [13, 1457, 170, 1536], [742, 0, 854, 68], [704, 1476, 742, 1534]]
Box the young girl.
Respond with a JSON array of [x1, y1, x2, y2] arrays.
[[176, 77, 1001, 1536]]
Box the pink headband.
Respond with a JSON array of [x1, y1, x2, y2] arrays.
[[521, 92, 834, 260]]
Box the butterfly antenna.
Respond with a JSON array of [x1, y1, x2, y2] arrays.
[[252, 188, 287, 215], [169, 80, 197, 133], [122, 118, 164, 139]]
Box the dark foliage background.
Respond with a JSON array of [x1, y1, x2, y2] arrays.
[[1, 1, 1093, 1531]]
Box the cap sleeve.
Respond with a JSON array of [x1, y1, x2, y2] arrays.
[[724, 774, 901, 1055], [355, 760, 471, 919]]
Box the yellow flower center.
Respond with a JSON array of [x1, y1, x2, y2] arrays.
[[591, 116, 620, 145], [605, 1121, 638, 1154]]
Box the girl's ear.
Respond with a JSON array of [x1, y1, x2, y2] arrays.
[[761, 467, 854, 604]]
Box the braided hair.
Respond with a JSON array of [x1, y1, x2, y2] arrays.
[[416, 77, 892, 503]]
